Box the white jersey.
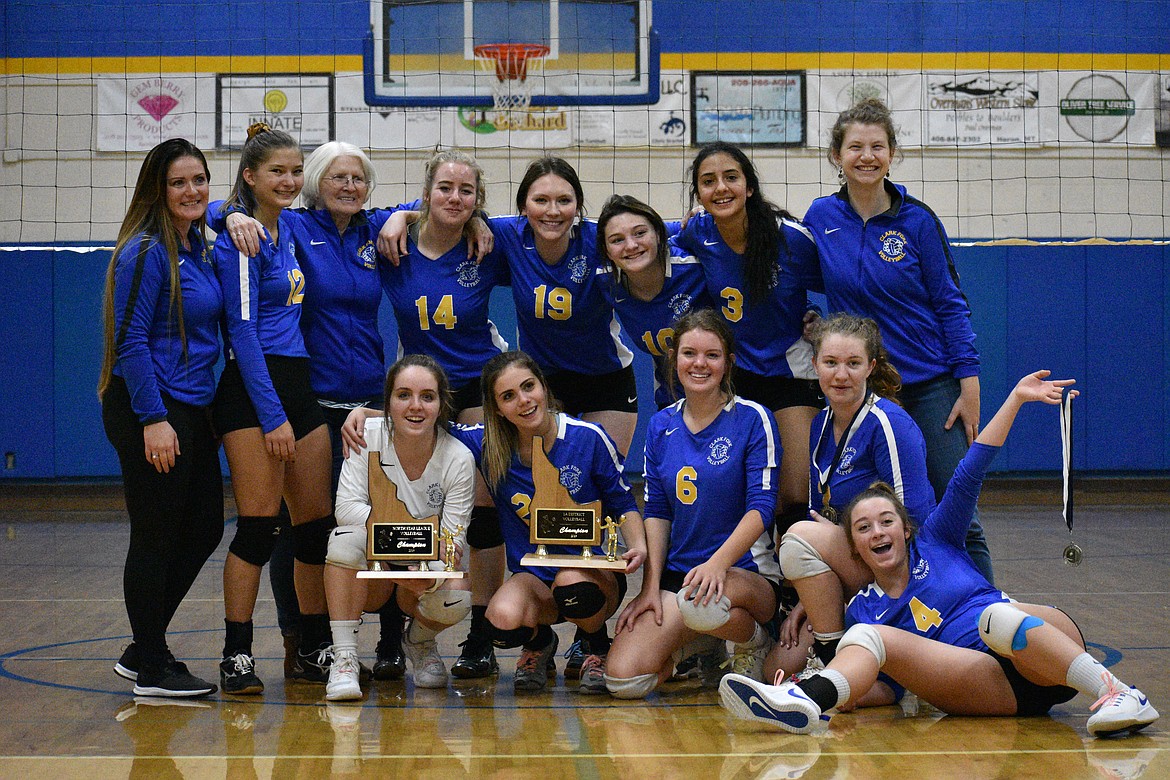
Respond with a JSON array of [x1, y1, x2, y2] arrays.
[[335, 417, 475, 570]]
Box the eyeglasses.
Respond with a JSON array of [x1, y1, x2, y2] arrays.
[[324, 174, 368, 188]]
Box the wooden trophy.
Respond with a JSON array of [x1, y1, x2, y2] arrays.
[[518, 437, 625, 570], [355, 451, 465, 580]]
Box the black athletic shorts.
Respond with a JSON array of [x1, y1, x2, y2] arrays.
[[451, 379, 484, 415], [732, 366, 823, 412], [991, 651, 1078, 716], [213, 356, 325, 440], [659, 567, 784, 608], [547, 365, 638, 415]]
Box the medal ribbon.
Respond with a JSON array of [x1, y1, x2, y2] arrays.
[[812, 393, 876, 518]]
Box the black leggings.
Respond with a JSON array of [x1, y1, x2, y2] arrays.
[[102, 377, 225, 662]]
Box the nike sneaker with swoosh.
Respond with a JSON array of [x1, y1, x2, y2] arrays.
[[1088, 675, 1159, 737], [719, 674, 828, 734]]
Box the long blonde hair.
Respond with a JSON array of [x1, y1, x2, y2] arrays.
[[98, 138, 210, 398], [479, 351, 559, 489]]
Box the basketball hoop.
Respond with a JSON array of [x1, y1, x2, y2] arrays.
[[474, 43, 550, 112]]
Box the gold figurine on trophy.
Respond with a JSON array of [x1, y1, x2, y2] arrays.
[[440, 524, 464, 572], [598, 515, 625, 562]]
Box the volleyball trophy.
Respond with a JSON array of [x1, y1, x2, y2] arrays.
[[356, 452, 464, 580], [518, 437, 626, 570]]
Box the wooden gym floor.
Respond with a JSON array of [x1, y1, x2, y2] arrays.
[[0, 482, 1166, 779]]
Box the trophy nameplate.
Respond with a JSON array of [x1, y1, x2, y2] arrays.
[[519, 436, 625, 570], [357, 451, 465, 580]]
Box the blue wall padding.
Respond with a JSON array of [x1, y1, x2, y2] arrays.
[[1, 242, 1167, 478]]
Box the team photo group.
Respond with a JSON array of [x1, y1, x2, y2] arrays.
[[100, 95, 1158, 740]]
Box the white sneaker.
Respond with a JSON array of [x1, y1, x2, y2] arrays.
[[1087, 676, 1159, 737], [325, 647, 363, 701], [719, 673, 828, 734], [791, 648, 825, 683], [729, 627, 775, 682], [403, 626, 448, 689]]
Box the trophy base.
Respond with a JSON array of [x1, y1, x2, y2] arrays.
[[519, 553, 626, 570], [356, 570, 466, 579]]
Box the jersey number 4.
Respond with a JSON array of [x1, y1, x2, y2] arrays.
[[909, 596, 943, 633]]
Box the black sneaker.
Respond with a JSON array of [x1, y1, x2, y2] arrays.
[[289, 644, 333, 684], [372, 641, 406, 681], [133, 664, 217, 698], [563, 638, 590, 681], [115, 643, 140, 681], [220, 653, 264, 695], [116, 644, 188, 682], [451, 636, 499, 679]]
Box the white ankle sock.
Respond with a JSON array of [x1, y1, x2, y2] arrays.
[[1065, 652, 1122, 697], [330, 620, 360, 652], [408, 618, 440, 644]]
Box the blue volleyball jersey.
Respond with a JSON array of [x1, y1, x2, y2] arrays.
[[214, 211, 308, 433], [111, 230, 222, 422], [489, 215, 633, 375], [642, 396, 782, 579], [803, 182, 979, 385], [809, 395, 935, 524], [450, 414, 638, 581], [209, 200, 416, 403], [846, 443, 1007, 650], [379, 234, 510, 389], [598, 248, 712, 408], [672, 211, 821, 379]]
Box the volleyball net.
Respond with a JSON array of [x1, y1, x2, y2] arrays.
[[3, 0, 1169, 244]]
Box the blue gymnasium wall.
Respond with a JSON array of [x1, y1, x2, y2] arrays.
[[1, 243, 1166, 479], [2, 1, 1168, 58]]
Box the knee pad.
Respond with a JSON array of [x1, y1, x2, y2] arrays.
[[779, 532, 831, 581], [605, 672, 659, 699], [466, 505, 503, 550], [979, 602, 1043, 658], [326, 525, 368, 571], [839, 624, 887, 667], [676, 589, 732, 632], [228, 515, 284, 566], [553, 581, 607, 619], [292, 514, 336, 565], [417, 589, 472, 627], [490, 623, 534, 649]]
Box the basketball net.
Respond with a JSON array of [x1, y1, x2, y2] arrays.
[[474, 43, 549, 113]]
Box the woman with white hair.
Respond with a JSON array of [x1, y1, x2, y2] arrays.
[[217, 141, 486, 683]]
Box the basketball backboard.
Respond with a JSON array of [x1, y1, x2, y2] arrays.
[[364, 0, 659, 106]]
